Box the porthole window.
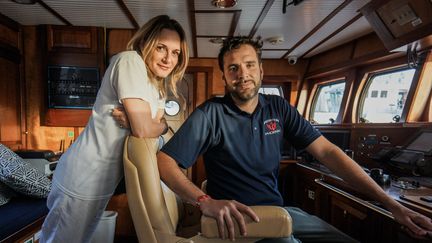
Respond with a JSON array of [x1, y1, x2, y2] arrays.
[[165, 100, 180, 116], [310, 81, 346, 124], [358, 68, 415, 123]]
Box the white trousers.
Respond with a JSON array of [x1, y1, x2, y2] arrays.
[[40, 184, 111, 243]]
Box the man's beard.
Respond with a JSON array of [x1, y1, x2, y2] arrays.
[[230, 82, 260, 102]]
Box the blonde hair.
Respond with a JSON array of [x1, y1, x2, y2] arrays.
[[127, 15, 189, 98]]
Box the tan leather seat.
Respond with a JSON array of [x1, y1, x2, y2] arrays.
[[123, 136, 292, 243]]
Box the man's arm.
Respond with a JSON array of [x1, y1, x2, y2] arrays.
[[306, 136, 432, 237], [157, 151, 259, 240]]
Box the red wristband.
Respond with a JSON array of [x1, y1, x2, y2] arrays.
[[195, 194, 211, 208]]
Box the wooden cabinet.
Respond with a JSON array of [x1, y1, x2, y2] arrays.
[[328, 192, 374, 242], [42, 25, 105, 127], [284, 163, 429, 243], [0, 14, 26, 150]]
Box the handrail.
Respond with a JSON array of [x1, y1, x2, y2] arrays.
[[314, 178, 394, 219]]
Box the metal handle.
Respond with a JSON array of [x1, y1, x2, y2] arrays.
[[314, 178, 394, 219]]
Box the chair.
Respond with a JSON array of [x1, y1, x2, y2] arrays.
[[123, 136, 292, 243]]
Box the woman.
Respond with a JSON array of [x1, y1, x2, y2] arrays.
[[40, 15, 189, 243]]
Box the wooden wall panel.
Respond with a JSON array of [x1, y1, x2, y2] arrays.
[[352, 34, 386, 59], [107, 29, 135, 60], [309, 43, 354, 73], [0, 58, 24, 148]]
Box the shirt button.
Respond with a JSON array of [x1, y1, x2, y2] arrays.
[[254, 127, 257, 130]]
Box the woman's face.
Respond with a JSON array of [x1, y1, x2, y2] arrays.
[[147, 28, 181, 78]]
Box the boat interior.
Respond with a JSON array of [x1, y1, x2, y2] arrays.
[[0, 0, 432, 242]]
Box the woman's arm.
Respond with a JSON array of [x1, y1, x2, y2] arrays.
[[121, 98, 167, 138]]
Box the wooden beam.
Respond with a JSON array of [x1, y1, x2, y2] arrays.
[[115, 0, 139, 29], [189, 0, 197, 57], [282, 0, 353, 59], [300, 13, 362, 59], [38, 0, 72, 26], [249, 0, 275, 38]]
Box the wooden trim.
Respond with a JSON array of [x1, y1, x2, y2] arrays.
[[0, 12, 20, 32], [407, 51, 432, 122], [400, 54, 428, 122], [38, 0, 72, 26], [282, 0, 353, 59], [189, 0, 197, 58], [115, 0, 139, 29], [1, 216, 46, 243], [229, 10, 241, 37], [301, 13, 362, 59], [248, 0, 275, 38], [305, 50, 403, 79]]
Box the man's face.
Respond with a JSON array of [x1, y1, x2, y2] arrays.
[[222, 44, 263, 102]]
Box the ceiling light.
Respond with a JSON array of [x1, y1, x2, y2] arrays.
[[12, 0, 37, 4], [212, 0, 237, 8], [266, 36, 284, 45], [209, 37, 226, 44]]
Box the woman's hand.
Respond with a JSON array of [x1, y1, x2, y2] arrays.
[[112, 107, 130, 129]]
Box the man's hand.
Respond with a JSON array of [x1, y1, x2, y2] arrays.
[[391, 203, 432, 239], [112, 107, 130, 128], [199, 198, 259, 241]]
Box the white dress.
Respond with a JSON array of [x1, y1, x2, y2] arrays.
[[41, 51, 165, 243]]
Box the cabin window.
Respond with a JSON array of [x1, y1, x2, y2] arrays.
[[310, 81, 346, 124], [259, 85, 284, 97], [358, 68, 416, 123]]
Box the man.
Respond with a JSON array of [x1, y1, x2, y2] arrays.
[[114, 36, 432, 242]]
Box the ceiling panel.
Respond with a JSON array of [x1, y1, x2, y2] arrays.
[[289, 0, 371, 57], [262, 50, 287, 59], [45, 0, 133, 28], [258, 0, 344, 50], [0, 1, 63, 26], [195, 12, 234, 36], [196, 37, 222, 58], [306, 16, 373, 57]]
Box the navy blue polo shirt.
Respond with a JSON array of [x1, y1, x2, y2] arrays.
[[161, 94, 320, 206]]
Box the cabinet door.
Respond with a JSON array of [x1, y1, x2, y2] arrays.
[[0, 57, 26, 149], [329, 195, 374, 242]]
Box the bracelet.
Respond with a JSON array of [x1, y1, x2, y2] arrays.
[[195, 194, 211, 208]]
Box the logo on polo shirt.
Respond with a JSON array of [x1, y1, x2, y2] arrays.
[[264, 119, 281, 135]]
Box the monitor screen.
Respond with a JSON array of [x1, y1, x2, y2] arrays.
[[405, 131, 432, 155]]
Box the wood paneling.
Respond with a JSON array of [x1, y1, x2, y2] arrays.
[[106, 29, 135, 60], [0, 14, 25, 150], [0, 57, 25, 149], [47, 25, 97, 53]]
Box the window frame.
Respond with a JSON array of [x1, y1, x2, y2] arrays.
[[357, 66, 417, 124], [309, 79, 346, 125]]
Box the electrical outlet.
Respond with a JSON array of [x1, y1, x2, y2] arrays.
[[392, 4, 417, 26], [308, 190, 315, 200]]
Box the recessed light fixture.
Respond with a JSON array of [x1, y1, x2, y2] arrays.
[[209, 37, 226, 44], [12, 0, 37, 4], [212, 0, 237, 8], [266, 36, 284, 45]]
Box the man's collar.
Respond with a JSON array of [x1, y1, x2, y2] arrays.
[[222, 93, 268, 115]]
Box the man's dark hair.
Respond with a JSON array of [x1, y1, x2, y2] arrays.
[[217, 36, 263, 71]]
